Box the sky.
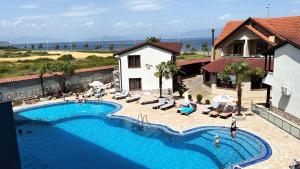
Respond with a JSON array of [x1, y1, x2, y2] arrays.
[[0, 0, 300, 42]]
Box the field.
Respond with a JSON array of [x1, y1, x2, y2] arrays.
[[0, 49, 206, 79], [0, 50, 113, 62], [0, 50, 117, 78], [177, 53, 206, 60]]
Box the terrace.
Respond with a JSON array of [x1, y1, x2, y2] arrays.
[[11, 88, 300, 169]]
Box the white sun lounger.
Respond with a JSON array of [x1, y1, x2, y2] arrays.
[[126, 95, 141, 103], [153, 98, 166, 109], [112, 90, 126, 99], [160, 99, 175, 110], [115, 90, 129, 100]]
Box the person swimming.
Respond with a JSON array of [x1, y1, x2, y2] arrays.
[[18, 129, 23, 135], [214, 135, 220, 148], [75, 93, 80, 103], [231, 119, 237, 138], [82, 95, 87, 103]]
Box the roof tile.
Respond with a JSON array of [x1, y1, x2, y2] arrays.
[[202, 57, 273, 73]]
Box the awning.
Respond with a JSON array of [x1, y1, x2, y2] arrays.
[[263, 72, 274, 86]]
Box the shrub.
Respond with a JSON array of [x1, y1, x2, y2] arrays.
[[196, 94, 203, 103], [205, 99, 210, 105], [57, 54, 75, 61], [86, 55, 100, 60]]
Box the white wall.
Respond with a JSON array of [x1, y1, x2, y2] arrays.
[[117, 45, 173, 91], [272, 44, 300, 118]]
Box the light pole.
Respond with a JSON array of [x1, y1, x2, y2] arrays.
[[266, 0, 270, 18]]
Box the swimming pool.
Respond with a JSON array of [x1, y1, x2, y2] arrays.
[[15, 101, 272, 169]]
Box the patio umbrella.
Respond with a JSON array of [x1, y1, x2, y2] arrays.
[[213, 94, 235, 105], [89, 81, 104, 88]]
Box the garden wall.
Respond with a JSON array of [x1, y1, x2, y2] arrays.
[[0, 68, 114, 101]]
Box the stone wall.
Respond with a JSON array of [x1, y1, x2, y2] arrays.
[[271, 106, 300, 127], [0, 68, 114, 101]]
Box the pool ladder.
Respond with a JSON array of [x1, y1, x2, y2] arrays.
[[138, 114, 148, 125]]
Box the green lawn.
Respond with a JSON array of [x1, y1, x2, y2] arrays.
[[177, 54, 206, 60], [0, 55, 118, 78]]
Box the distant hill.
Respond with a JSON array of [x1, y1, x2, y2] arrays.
[[180, 28, 222, 39], [0, 41, 10, 47]]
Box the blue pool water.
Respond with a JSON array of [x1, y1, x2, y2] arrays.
[[15, 101, 271, 169]]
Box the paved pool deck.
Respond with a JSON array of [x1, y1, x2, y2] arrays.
[[14, 95, 300, 169]]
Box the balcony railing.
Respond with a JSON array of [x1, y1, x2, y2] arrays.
[[223, 54, 264, 57]]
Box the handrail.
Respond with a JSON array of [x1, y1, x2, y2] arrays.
[[137, 114, 148, 125]]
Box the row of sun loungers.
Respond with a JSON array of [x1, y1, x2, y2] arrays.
[[202, 104, 236, 119], [152, 98, 176, 110]]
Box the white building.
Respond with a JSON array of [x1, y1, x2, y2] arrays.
[[113, 42, 182, 93], [264, 40, 300, 125]]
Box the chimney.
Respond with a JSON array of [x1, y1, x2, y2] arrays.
[[211, 29, 216, 61]]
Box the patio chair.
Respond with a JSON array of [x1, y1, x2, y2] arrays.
[[84, 88, 95, 97], [126, 95, 141, 103], [95, 88, 105, 98], [115, 90, 129, 100], [160, 99, 176, 110], [153, 98, 166, 109]]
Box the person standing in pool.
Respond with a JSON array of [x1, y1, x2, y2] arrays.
[[231, 119, 237, 138], [214, 135, 220, 148]]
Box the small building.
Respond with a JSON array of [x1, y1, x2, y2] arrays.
[[264, 39, 300, 126], [203, 16, 299, 105], [113, 42, 182, 93]]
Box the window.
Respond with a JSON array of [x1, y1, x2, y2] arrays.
[[256, 41, 268, 55], [129, 78, 142, 90], [233, 43, 244, 55], [216, 74, 236, 89], [128, 55, 141, 68]]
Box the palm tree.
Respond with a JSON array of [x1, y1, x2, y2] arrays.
[[56, 62, 75, 93], [108, 44, 114, 51], [185, 43, 191, 52], [95, 44, 101, 50], [38, 44, 43, 50], [84, 43, 89, 49], [219, 61, 264, 115], [201, 42, 209, 55], [146, 37, 161, 43], [154, 61, 177, 98], [35, 63, 53, 97], [71, 42, 77, 50]]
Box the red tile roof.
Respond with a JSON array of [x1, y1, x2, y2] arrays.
[[253, 16, 300, 48], [214, 20, 243, 46], [244, 25, 276, 46], [114, 42, 182, 56], [0, 65, 115, 84], [177, 58, 211, 67], [214, 16, 300, 48], [202, 57, 273, 73]]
